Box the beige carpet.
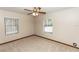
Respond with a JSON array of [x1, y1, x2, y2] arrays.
[[0, 36, 79, 52]]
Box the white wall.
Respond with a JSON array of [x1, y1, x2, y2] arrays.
[[0, 10, 34, 44], [35, 8, 79, 47]]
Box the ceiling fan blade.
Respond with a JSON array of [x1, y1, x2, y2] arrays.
[[39, 12, 46, 14], [24, 9, 32, 11], [27, 13, 32, 15]]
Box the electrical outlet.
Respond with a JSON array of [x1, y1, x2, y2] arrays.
[[73, 43, 77, 47]]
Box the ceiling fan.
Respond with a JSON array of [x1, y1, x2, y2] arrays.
[[24, 7, 46, 16]]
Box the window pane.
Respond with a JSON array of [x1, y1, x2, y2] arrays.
[[48, 19, 53, 26], [4, 17, 19, 35], [44, 26, 53, 33]]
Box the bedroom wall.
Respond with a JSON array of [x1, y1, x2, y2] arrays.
[[0, 9, 34, 44], [35, 8, 79, 47]]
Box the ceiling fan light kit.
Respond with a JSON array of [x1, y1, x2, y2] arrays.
[[32, 12, 39, 16], [24, 7, 46, 16]]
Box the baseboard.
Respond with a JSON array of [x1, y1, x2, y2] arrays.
[[34, 35, 79, 49], [0, 34, 35, 45]]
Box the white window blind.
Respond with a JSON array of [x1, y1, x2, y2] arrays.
[[4, 17, 19, 35], [44, 19, 53, 33]]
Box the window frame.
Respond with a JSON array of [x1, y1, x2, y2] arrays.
[[4, 17, 19, 35], [43, 18, 53, 34]]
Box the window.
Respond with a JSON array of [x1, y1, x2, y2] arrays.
[[4, 17, 19, 35], [44, 19, 53, 33]]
